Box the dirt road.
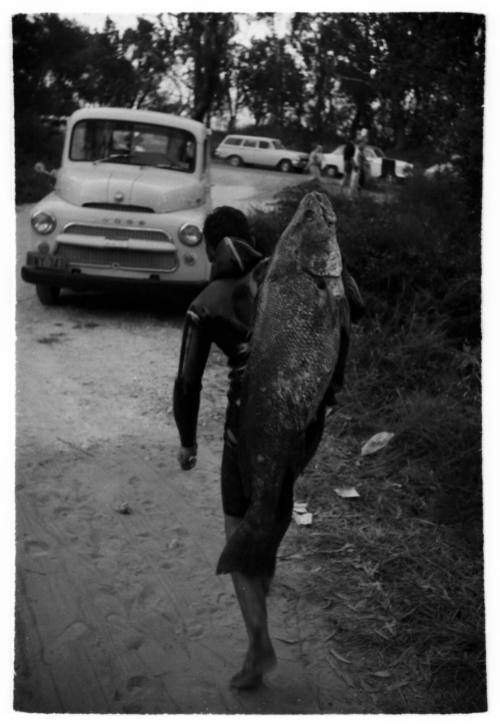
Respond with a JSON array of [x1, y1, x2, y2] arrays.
[[14, 167, 365, 714]]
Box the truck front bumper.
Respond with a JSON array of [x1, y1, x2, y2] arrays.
[[21, 264, 207, 296]]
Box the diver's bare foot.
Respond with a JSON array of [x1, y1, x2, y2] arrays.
[[230, 668, 263, 690], [230, 642, 277, 690]]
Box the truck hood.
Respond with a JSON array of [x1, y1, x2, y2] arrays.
[[56, 165, 208, 213]]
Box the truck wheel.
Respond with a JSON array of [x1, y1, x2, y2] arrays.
[[278, 159, 292, 173], [324, 165, 338, 178], [36, 284, 60, 305], [227, 155, 242, 167]]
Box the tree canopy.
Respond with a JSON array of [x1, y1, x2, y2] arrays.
[[12, 11, 484, 160]]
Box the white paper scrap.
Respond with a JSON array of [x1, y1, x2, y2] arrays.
[[293, 500, 309, 513], [293, 511, 313, 526], [334, 487, 360, 499], [361, 431, 395, 456]]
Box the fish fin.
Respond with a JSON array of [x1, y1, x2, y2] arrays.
[[232, 258, 270, 329], [216, 517, 278, 579]]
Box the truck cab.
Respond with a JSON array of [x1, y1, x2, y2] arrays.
[[22, 107, 213, 304]]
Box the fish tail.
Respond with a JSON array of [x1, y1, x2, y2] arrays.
[[216, 511, 279, 580]]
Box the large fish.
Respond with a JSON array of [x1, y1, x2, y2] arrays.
[[217, 191, 349, 578]]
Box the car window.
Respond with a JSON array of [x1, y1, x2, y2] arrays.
[[203, 138, 208, 172], [259, 141, 270, 149], [70, 119, 197, 172], [372, 147, 384, 157], [242, 139, 258, 148], [273, 140, 285, 150], [364, 147, 376, 159], [223, 137, 242, 146]]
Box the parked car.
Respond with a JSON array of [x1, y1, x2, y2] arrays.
[[322, 144, 414, 181], [424, 155, 462, 178], [214, 134, 308, 173], [21, 107, 213, 305]]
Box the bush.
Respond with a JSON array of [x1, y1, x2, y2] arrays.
[[248, 175, 481, 344], [15, 114, 64, 204], [248, 174, 484, 712]]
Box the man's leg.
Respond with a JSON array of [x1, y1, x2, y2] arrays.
[[224, 514, 277, 689]]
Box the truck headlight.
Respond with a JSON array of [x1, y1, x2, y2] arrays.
[[31, 210, 56, 235], [178, 223, 202, 246]]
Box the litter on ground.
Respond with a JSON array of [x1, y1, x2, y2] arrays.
[[361, 431, 395, 456], [293, 500, 313, 525]]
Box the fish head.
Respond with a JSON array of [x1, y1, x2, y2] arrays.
[[282, 191, 342, 277]]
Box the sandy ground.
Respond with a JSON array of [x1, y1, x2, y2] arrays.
[[13, 167, 371, 714]]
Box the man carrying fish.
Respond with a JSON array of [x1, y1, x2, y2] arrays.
[[173, 195, 364, 689]]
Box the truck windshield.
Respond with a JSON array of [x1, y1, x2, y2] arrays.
[[70, 119, 197, 173]]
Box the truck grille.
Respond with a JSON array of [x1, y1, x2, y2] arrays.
[[55, 243, 177, 272], [63, 223, 171, 243], [83, 203, 154, 213]]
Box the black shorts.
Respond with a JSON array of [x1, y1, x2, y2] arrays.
[[220, 438, 295, 521], [220, 404, 327, 519]]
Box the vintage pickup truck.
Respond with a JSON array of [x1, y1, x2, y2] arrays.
[[21, 107, 213, 304]]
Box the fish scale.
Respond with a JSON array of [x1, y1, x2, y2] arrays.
[[216, 191, 348, 578]]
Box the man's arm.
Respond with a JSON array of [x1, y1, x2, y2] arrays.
[[173, 309, 211, 468]]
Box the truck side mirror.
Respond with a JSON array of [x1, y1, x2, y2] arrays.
[[34, 162, 57, 180]]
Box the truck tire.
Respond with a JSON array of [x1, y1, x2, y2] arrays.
[[324, 165, 338, 178], [36, 284, 60, 305], [278, 159, 292, 173]]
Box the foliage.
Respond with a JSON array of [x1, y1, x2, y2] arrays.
[[12, 12, 484, 157], [122, 17, 173, 109], [252, 174, 481, 342], [12, 14, 90, 118], [173, 13, 237, 122], [236, 37, 305, 127], [14, 119, 64, 204]]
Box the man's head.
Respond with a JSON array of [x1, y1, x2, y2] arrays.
[[203, 206, 252, 262]]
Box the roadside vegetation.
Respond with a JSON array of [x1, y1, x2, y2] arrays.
[[14, 117, 64, 205], [247, 174, 483, 713]]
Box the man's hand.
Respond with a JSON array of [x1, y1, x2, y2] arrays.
[[178, 445, 198, 471]]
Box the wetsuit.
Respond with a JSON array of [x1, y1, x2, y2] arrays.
[[173, 236, 364, 522], [174, 236, 265, 517]]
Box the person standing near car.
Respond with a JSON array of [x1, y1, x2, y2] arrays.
[[308, 144, 324, 181], [349, 136, 370, 196], [357, 137, 369, 190], [341, 136, 356, 194]]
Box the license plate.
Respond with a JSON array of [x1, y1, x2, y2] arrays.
[[27, 252, 68, 270]]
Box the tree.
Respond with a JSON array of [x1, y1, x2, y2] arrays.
[[172, 13, 237, 122], [74, 18, 139, 108], [12, 13, 91, 118], [290, 13, 366, 136], [122, 16, 173, 109], [236, 37, 304, 126], [12, 14, 142, 115]]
